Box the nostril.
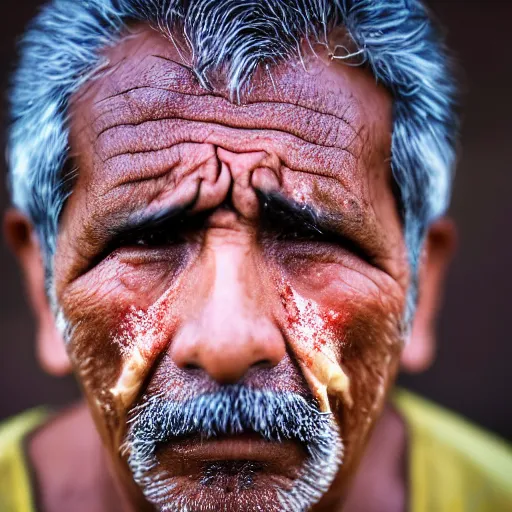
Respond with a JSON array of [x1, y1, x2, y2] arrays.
[[183, 362, 202, 371], [251, 359, 273, 370]]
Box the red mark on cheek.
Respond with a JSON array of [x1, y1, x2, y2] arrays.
[[279, 281, 349, 364], [112, 289, 177, 359], [280, 282, 299, 326]]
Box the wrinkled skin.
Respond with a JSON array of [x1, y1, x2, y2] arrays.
[[52, 25, 410, 510]]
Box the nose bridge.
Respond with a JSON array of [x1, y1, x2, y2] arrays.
[[207, 244, 253, 324], [209, 251, 255, 347], [170, 242, 286, 383]]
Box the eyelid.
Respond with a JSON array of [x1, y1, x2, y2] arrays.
[[269, 221, 381, 270], [130, 225, 185, 246], [104, 212, 210, 253], [86, 222, 177, 272]]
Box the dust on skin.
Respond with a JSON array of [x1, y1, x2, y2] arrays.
[[60, 221, 195, 452], [113, 277, 354, 430]]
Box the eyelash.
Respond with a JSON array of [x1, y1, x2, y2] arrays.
[[275, 222, 324, 241], [272, 224, 377, 267], [131, 228, 185, 247]]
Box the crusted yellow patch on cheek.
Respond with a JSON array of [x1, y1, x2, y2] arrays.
[[301, 354, 353, 413], [110, 346, 146, 410], [279, 280, 353, 412]]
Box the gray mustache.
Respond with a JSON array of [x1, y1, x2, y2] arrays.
[[126, 385, 337, 470]]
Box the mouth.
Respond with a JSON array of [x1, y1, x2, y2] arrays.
[[156, 431, 306, 479]]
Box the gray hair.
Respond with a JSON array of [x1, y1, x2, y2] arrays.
[[7, 0, 458, 309]]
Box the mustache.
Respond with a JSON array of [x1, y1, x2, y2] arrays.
[[125, 385, 339, 471]]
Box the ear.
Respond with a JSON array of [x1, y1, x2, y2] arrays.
[[401, 217, 457, 373], [3, 209, 71, 376]]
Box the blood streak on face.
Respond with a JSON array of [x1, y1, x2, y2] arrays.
[[279, 280, 353, 412]]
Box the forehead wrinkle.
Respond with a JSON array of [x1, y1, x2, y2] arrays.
[[90, 87, 362, 150], [85, 81, 365, 168], [87, 88, 367, 178], [100, 144, 215, 199], [93, 82, 360, 138], [97, 119, 361, 167], [93, 95, 362, 164], [92, 127, 360, 206]]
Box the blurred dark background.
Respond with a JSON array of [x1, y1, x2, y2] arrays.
[[0, 0, 511, 440]]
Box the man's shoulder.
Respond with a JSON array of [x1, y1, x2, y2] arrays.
[[0, 408, 48, 512], [393, 389, 512, 512]]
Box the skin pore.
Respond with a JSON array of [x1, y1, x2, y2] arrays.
[[4, 22, 455, 512]]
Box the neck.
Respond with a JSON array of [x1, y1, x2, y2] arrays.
[[28, 402, 137, 512], [314, 403, 408, 512], [28, 401, 406, 512]]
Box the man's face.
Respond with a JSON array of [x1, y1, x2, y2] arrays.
[[53, 26, 409, 511]]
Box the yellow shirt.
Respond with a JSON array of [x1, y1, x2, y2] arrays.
[[0, 408, 48, 512], [394, 390, 512, 512], [0, 392, 511, 511]]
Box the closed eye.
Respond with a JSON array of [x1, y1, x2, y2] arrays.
[[257, 192, 378, 267], [86, 208, 209, 271]]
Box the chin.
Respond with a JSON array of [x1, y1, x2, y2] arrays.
[[132, 452, 342, 512], [140, 460, 297, 512]]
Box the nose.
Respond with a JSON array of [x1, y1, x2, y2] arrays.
[[170, 243, 286, 384]]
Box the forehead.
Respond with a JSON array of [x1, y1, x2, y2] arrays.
[[88, 25, 387, 118], [64, 24, 401, 263]]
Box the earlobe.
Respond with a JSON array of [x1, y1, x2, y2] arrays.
[[37, 306, 72, 376], [3, 209, 72, 376], [401, 218, 457, 373]]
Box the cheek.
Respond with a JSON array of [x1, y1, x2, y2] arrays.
[[60, 258, 186, 451], [339, 300, 404, 465], [278, 258, 406, 464]]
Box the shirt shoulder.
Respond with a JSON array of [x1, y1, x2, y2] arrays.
[[0, 408, 48, 512], [393, 389, 512, 512]]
